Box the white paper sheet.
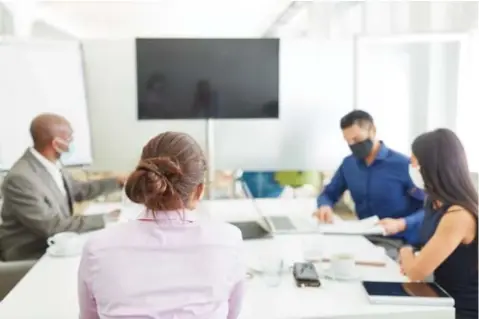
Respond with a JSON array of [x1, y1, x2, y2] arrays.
[[318, 215, 385, 235]]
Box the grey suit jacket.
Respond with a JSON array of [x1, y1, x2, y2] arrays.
[[0, 149, 120, 261]]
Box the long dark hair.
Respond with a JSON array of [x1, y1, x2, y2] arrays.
[[412, 128, 477, 217]]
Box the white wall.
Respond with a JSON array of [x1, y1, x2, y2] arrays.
[[31, 20, 75, 40], [82, 39, 352, 172], [82, 39, 207, 172], [350, 33, 466, 160], [0, 3, 13, 35]]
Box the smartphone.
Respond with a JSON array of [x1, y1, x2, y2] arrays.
[[293, 262, 321, 287]]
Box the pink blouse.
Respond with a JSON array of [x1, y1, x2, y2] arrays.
[[78, 210, 245, 319]]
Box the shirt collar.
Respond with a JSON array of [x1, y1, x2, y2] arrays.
[[374, 141, 389, 161], [29, 147, 62, 173], [139, 209, 198, 223]]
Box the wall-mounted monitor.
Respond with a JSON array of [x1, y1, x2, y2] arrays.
[[136, 38, 279, 120]]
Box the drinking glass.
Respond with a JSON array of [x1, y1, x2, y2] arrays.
[[261, 256, 284, 287]]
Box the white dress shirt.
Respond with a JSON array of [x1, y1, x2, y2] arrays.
[[29, 147, 67, 196]]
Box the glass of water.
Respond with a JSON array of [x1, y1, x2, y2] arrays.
[[262, 256, 284, 287]]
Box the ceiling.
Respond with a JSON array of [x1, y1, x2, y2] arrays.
[[29, 0, 296, 38], [2, 1, 477, 39]]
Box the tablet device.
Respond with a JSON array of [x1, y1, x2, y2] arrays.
[[362, 281, 454, 307]]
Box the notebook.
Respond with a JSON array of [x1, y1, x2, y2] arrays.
[[318, 215, 385, 235], [362, 281, 454, 307]]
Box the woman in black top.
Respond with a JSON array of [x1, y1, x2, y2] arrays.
[[400, 128, 478, 319]]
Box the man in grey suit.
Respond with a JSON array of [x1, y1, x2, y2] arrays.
[[0, 113, 125, 261]]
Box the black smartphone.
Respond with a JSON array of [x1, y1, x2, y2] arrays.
[[292, 262, 321, 287]]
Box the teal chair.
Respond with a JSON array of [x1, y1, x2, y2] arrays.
[[240, 171, 284, 198]]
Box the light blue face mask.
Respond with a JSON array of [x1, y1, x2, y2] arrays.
[[54, 137, 75, 162], [60, 142, 75, 161]]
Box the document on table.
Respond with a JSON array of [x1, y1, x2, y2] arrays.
[[318, 215, 385, 235]]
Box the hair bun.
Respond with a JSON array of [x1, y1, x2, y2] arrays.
[[145, 157, 182, 177], [124, 156, 183, 211]]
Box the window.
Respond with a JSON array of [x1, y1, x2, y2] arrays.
[[357, 42, 411, 154], [457, 31, 479, 172]]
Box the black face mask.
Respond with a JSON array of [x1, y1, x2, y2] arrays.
[[349, 139, 373, 159]]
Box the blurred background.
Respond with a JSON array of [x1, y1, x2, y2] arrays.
[[0, 1, 478, 218]]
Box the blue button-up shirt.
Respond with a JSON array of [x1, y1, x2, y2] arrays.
[[317, 143, 425, 244]]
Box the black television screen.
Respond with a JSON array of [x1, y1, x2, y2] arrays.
[[136, 38, 279, 119]]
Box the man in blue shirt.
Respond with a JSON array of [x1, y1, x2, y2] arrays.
[[313, 110, 425, 258]]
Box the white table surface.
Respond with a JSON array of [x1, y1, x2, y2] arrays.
[[0, 199, 454, 319]]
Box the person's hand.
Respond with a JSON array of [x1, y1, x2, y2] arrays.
[[312, 205, 334, 223], [377, 218, 406, 235], [399, 245, 414, 259], [399, 245, 414, 272]]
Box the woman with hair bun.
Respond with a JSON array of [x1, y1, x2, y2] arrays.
[[78, 132, 245, 319]]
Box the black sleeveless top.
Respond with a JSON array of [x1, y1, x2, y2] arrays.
[[419, 203, 478, 318]]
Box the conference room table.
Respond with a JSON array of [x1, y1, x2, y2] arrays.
[[0, 198, 454, 319]]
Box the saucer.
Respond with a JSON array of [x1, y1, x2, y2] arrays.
[[304, 255, 322, 263], [323, 269, 360, 281], [47, 246, 81, 257]]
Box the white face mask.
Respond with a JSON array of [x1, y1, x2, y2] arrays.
[[53, 137, 74, 161], [409, 165, 425, 189]]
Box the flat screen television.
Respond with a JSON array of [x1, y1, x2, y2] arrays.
[[136, 38, 279, 119]]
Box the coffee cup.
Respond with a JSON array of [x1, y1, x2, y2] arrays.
[[46, 232, 82, 256], [329, 253, 357, 280]]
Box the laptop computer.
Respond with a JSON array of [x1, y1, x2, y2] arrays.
[[230, 181, 318, 240]]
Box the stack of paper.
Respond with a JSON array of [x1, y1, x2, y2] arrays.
[[318, 215, 385, 235]]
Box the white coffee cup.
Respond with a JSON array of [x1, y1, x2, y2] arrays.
[[329, 253, 357, 280], [46, 232, 82, 256]]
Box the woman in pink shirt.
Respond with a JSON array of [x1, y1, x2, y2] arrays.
[[78, 132, 245, 319]]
